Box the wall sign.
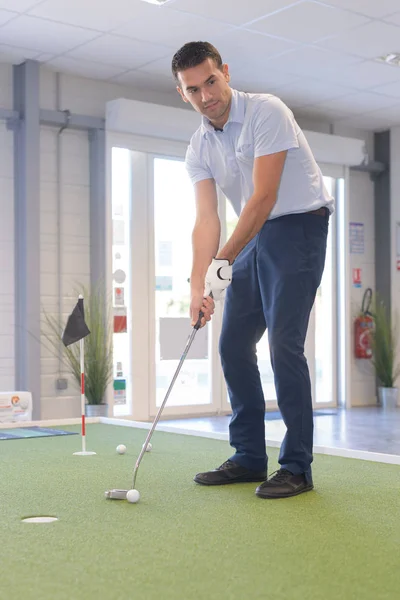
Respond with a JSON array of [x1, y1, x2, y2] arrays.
[[350, 222, 364, 254]]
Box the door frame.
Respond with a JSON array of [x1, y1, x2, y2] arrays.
[[107, 134, 345, 420]]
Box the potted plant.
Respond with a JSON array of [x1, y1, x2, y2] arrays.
[[370, 297, 400, 410], [43, 283, 113, 417]]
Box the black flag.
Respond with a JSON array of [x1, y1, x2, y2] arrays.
[[62, 297, 90, 347]]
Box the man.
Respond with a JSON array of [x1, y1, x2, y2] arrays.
[[171, 41, 333, 499]]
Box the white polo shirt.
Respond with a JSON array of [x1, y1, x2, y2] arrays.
[[185, 88, 334, 218]]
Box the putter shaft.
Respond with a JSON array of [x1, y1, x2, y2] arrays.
[[132, 313, 203, 489]]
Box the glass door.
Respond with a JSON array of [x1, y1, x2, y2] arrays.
[[110, 147, 132, 417], [312, 175, 337, 407], [148, 155, 221, 418]]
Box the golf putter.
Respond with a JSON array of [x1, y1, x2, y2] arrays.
[[105, 297, 211, 500]]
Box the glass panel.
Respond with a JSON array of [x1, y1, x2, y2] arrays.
[[111, 148, 132, 416], [314, 176, 335, 404], [225, 199, 277, 402], [153, 157, 211, 407]]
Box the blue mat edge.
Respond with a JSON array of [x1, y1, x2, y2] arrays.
[[0, 427, 78, 440]]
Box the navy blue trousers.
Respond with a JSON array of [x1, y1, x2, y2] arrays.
[[219, 210, 329, 483]]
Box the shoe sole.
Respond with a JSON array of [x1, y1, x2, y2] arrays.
[[194, 475, 267, 486], [255, 484, 314, 499]]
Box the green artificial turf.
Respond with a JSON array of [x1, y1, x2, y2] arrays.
[[1, 424, 399, 600]]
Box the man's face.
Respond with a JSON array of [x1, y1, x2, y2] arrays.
[[176, 58, 232, 128]]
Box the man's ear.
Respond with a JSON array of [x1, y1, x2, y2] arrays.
[[222, 63, 230, 82], [176, 86, 189, 103]]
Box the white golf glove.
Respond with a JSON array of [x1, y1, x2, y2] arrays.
[[204, 258, 232, 300]]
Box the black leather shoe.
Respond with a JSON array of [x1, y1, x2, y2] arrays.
[[255, 468, 314, 499], [194, 460, 268, 486]]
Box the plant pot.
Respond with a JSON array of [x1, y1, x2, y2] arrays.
[[85, 404, 108, 418], [378, 387, 398, 411]]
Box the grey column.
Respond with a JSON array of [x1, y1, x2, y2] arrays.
[[89, 128, 106, 291], [374, 131, 391, 313], [13, 60, 41, 419]]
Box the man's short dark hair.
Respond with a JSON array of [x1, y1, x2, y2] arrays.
[[171, 41, 223, 82]]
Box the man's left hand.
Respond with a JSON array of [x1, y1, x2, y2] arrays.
[[204, 258, 232, 300]]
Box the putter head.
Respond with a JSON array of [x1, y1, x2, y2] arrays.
[[104, 489, 128, 500]]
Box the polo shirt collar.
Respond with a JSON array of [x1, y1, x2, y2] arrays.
[[201, 88, 244, 138]]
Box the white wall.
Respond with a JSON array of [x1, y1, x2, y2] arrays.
[[348, 171, 376, 406], [390, 127, 400, 365], [0, 63, 15, 391], [0, 61, 379, 416], [40, 126, 90, 419]]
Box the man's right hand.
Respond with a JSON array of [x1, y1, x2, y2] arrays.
[[190, 291, 215, 328]]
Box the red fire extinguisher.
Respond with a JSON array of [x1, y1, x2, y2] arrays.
[[354, 288, 374, 359]]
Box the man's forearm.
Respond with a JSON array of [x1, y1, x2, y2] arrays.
[[191, 217, 221, 291], [217, 193, 276, 263]]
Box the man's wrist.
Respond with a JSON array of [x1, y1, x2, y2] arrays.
[[215, 250, 234, 264]]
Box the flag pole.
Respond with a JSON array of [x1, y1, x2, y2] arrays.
[[80, 335, 86, 453], [72, 294, 96, 456]]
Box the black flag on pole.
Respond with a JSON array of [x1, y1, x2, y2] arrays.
[[62, 297, 90, 347]]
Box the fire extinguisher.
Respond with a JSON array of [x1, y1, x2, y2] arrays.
[[354, 288, 374, 359]]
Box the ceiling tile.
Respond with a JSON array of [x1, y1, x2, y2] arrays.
[[230, 68, 301, 95], [320, 21, 400, 59], [170, 0, 297, 26], [275, 79, 355, 107], [137, 54, 175, 79], [47, 56, 128, 80], [114, 4, 234, 48], [383, 11, 400, 26], [334, 113, 399, 130], [295, 106, 353, 122], [313, 91, 400, 114], [210, 29, 297, 73], [29, 0, 174, 33], [67, 34, 172, 70], [0, 8, 17, 25], [320, 60, 400, 89], [0, 43, 39, 63], [249, 1, 370, 44], [0, 15, 100, 53], [0, 0, 42, 11], [111, 69, 176, 92], [35, 53, 55, 62], [363, 104, 400, 122], [371, 80, 400, 98], [262, 46, 362, 80], [323, 0, 400, 18]]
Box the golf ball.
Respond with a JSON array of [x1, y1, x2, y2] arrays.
[[126, 489, 140, 503], [143, 442, 152, 452], [116, 444, 126, 454]]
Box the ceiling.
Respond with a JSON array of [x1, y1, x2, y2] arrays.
[[1, 0, 400, 130]]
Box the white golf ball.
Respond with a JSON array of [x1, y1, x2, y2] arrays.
[[126, 489, 140, 503], [116, 444, 126, 454], [143, 442, 152, 452]]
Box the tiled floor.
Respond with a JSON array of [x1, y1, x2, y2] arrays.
[[165, 407, 400, 456]]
